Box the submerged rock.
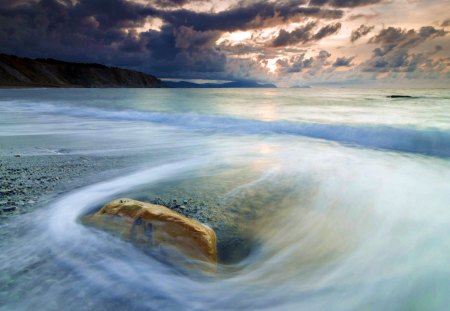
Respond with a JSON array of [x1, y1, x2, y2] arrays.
[[387, 95, 414, 98], [83, 198, 217, 268]]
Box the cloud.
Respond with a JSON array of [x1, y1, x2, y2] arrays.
[[272, 22, 317, 47], [152, 0, 197, 8], [159, 1, 343, 32], [309, 0, 383, 8], [174, 26, 221, 49], [363, 26, 448, 73], [347, 13, 379, 21], [333, 56, 355, 67], [369, 26, 446, 49], [275, 50, 333, 75], [441, 18, 450, 27], [271, 22, 341, 47], [141, 25, 226, 75], [350, 25, 374, 42], [0, 0, 448, 86], [312, 22, 341, 40], [276, 54, 314, 73], [0, 0, 349, 80], [0, 0, 226, 77]]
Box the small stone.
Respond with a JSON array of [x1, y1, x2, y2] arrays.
[[14, 154, 21, 158], [179, 205, 186, 210], [2, 206, 16, 213], [183, 200, 188, 204]]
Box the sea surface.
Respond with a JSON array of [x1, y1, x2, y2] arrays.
[[0, 88, 449, 310]]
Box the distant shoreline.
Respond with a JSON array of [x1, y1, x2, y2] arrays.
[[0, 54, 276, 89]]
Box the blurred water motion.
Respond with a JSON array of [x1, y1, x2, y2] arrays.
[[0, 88, 449, 310]]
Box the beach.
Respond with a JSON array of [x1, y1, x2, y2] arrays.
[[1, 88, 449, 310]]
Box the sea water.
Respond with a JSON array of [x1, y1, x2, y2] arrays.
[[0, 88, 449, 310]]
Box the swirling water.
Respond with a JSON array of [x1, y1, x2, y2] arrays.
[[0, 88, 449, 310]]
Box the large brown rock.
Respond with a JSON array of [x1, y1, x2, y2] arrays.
[[84, 198, 217, 267]]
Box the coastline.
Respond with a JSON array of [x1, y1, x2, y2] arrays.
[[0, 154, 131, 221], [0, 153, 253, 263]]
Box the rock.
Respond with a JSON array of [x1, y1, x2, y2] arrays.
[[14, 154, 21, 158], [83, 198, 217, 269], [1, 206, 16, 213], [387, 95, 414, 98]]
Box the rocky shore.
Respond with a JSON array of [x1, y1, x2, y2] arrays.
[[0, 154, 255, 263], [0, 154, 130, 221]]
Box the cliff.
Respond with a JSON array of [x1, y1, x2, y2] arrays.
[[0, 54, 162, 88]]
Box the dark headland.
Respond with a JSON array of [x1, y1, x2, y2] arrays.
[[0, 54, 276, 88], [0, 54, 162, 88]]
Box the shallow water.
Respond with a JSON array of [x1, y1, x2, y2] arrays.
[[0, 88, 449, 310]]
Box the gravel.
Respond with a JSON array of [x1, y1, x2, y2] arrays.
[[0, 154, 130, 221]]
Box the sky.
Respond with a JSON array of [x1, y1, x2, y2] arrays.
[[0, 0, 449, 87]]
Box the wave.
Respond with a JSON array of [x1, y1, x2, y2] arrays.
[[6, 102, 450, 157], [2, 146, 450, 310]]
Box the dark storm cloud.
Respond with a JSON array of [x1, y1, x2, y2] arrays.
[[0, 0, 151, 63], [309, 0, 382, 8], [347, 13, 379, 21], [272, 22, 317, 47], [318, 50, 332, 60], [159, 1, 343, 32], [312, 22, 341, 40], [272, 22, 341, 47], [153, 0, 191, 7], [0, 0, 347, 80], [276, 54, 314, 73], [72, 0, 156, 28], [369, 26, 446, 49], [0, 0, 227, 77], [218, 43, 271, 57], [333, 56, 354, 67], [350, 25, 374, 42], [1, 0, 445, 84], [276, 54, 309, 73], [276, 50, 332, 74], [141, 24, 226, 74], [151, 0, 210, 8], [363, 26, 448, 72]]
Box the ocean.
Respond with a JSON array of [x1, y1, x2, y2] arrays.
[[0, 88, 449, 310]]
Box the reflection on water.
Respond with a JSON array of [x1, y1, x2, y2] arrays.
[[0, 88, 449, 310]]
